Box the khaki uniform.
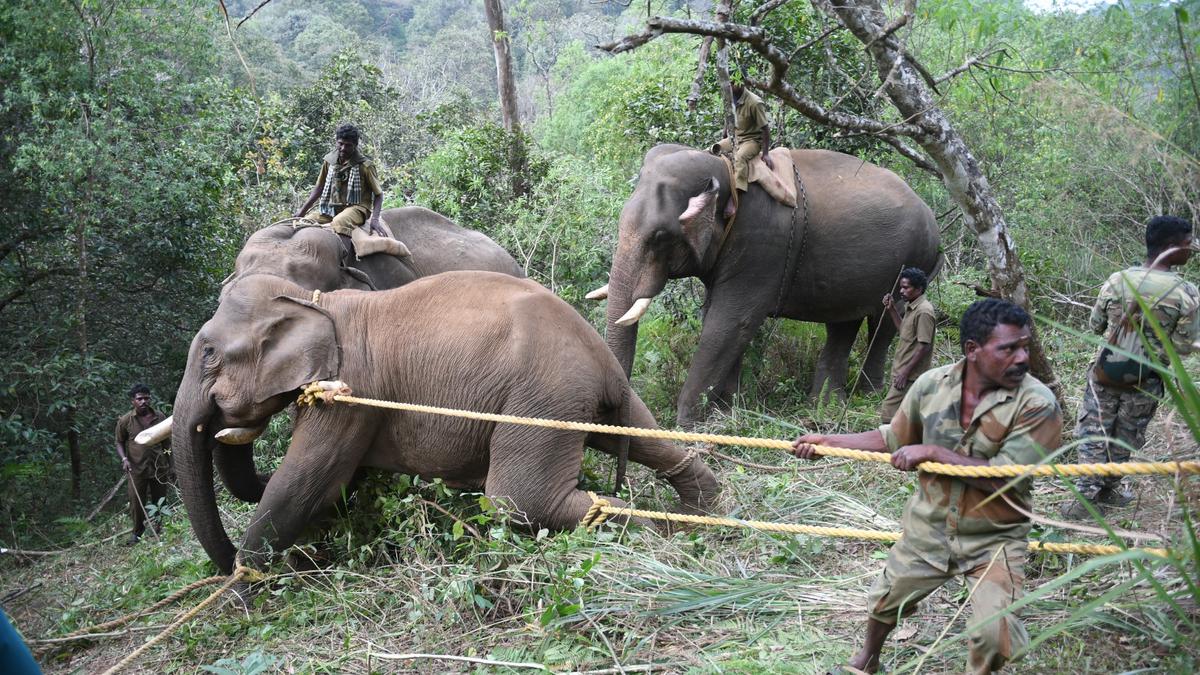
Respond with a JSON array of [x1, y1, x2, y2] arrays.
[[713, 90, 770, 192], [1074, 266, 1199, 498], [880, 294, 936, 423], [115, 409, 173, 537], [304, 150, 384, 236], [873, 361, 1062, 673]]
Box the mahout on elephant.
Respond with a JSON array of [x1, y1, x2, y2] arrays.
[[593, 144, 940, 427], [173, 271, 720, 574]]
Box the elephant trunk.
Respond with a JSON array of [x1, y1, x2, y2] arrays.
[[605, 248, 642, 379], [173, 357, 238, 574], [214, 442, 269, 503]]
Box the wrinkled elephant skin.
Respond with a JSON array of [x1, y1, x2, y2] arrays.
[[173, 272, 720, 574], [224, 206, 524, 299], [604, 145, 940, 427]]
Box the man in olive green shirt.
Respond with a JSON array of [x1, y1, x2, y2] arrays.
[[880, 267, 937, 423], [793, 299, 1062, 674], [711, 81, 773, 219], [114, 383, 173, 544], [294, 123, 409, 258], [1063, 215, 1198, 518]]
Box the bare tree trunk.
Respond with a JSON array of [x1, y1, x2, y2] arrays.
[[484, 0, 519, 133], [68, 416, 82, 500], [715, 1, 735, 137], [815, 0, 1056, 389], [686, 36, 713, 111], [484, 0, 527, 196]]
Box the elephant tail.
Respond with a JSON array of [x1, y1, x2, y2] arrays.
[[928, 250, 946, 281], [613, 383, 631, 495]]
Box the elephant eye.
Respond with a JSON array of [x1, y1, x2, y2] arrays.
[[202, 346, 215, 360]]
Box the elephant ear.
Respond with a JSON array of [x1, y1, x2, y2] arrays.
[[251, 296, 341, 404], [677, 177, 720, 264]]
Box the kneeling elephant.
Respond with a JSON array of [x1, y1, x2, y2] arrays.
[[173, 272, 720, 574]]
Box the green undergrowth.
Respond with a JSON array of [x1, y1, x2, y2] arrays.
[[4, 318, 1197, 673]]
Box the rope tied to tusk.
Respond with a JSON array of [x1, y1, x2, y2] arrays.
[[298, 381, 352, 407]]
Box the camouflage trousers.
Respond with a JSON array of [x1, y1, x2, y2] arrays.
[[868, 538, 1028, 675], [1073, 374, 1162, 498]]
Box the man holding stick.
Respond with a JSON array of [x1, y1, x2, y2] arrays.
[[114, 384, 173, 545]]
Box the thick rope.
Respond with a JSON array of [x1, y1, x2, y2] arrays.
[[298, 384, 1200, 479], [98, 566, 263, 675], [582, 498, 1170, 558]]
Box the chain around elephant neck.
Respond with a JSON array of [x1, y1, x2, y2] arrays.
[[771, 164, 810, 320]]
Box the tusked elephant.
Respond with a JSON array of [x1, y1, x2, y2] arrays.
[[138, 207, 525, 503], [224, 205, 524, 296], [595, 144, 940, 427], [173, 272, 720, 574]]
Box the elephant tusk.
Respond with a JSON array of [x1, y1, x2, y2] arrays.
[[615, 298, 652, 326], [585, 283, 609, 300], [215, 425, 267, 445], [135, 415, 173, 446]]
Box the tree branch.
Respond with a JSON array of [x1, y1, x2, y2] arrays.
[[934, 49, 1003, 86], [751, 0, 791, 26], [235, 0, 274, 29], [789, 23, 843, 60], [599, 17, 929, 139]]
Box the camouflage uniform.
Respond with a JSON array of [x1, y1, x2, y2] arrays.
[[1074, 266, 1199, 499], [879, 294, 936, 423], [872, 361, 1062, 674]]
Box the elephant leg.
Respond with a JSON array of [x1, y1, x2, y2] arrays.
[[485, 424, 647, 530], [214, 443, 270, 503], [586, 394, 720, 515], [677, 299, 767, 428], [237, 418, 371, 571], [857, 313, 897, 393], [811, 319, 863, 401], [710, 353, 745, 414]]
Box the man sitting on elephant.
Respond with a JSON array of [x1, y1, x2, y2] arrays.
[[293, 123, 410, 259], [710, 80, 774, 220]]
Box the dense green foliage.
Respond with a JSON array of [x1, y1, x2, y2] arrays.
[[1, 0, 1197, 671]]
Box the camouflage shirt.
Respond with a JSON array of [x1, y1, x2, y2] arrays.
[[1090, 266, 1199, 363], [881, 361, 1062, 572]]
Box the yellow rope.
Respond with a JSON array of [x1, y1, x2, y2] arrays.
[[584, 500, 1170, 558], [298, 384, 1200, 479], [98, 566, 264, 675]]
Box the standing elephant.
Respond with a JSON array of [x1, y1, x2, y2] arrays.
[[596, 145, 939, 427], [173, 272, 719, 574], [225, 205, 524, 295]]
